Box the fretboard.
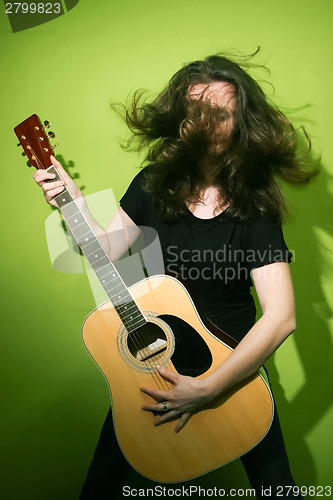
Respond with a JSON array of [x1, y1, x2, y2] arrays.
[[48, 165, 147, 333]]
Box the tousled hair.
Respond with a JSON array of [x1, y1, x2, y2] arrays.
[[114, 51, 318, 223]]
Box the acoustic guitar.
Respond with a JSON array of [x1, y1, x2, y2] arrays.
[[15, 114, 274, 483]]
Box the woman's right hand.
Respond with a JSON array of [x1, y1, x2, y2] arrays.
[[33, 155, 83, 207]]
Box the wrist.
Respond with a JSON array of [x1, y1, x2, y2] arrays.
[[74, 193, 87, 209], [199, 375, 222, 404]]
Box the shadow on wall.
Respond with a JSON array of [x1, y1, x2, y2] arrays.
[[267, 146, 333, 486]]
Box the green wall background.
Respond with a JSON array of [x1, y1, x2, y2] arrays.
[[1, 1, 332, 498]]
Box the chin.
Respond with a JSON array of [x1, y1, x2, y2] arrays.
[[208, 143, 227, 156]]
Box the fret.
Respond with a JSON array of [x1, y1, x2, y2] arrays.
[[66, 210, 85, 227], [60, 200, 79, 219], [45, 165, 75, 210], [127, 317, 148, 331], [102, 272, 123, 288], [76, 230, 96, 248], [115, 301, 138, 316], [112, 290, 133, 306], [65, 213, 87, 232], [95, 264, 118, 280], [47, 165, 61, 181], [117, 308, 143, 324], [83, 238, 102, 255], [69, 222, 91, 240], [54, 188, 74, 208], [86, 251, 109, 268], [115, 303, 147, 332], [89, 255, 111, 271], [124, 318, 147, 333], [104, 279, 124, 294], [106, 282, 126, 298], [99, 271, 121, 287]]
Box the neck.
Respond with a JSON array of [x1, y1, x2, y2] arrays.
[[199, 157, 219, 187]]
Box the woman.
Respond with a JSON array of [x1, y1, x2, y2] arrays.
[[34, 53, 317, 498]]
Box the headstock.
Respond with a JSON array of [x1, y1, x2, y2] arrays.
[[14, 114, 58, 169]]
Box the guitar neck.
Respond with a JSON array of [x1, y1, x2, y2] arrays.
[[48, 165, 146, 333]]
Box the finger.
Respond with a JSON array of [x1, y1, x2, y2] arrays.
[[50, 155, 71, 182], [154, 409, 179, 426], [44, 185, 65, 203], [34, 170, 56, 184], [140, 386, 169, 402], [50, 154, 64, 170], [142, 400, 174, 413], [33, 155, 65, 183], [175, 413, 191, 433], [42, 180, 64, 192], [142, 402, 168, 413], [156, 366, 180, 385]]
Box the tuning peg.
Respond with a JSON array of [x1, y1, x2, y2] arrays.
[[51, 143, 59, 150], [26, 161, 32, 168], [21, 151, 26, 157], [43, 120, 51, 129], [48, 131, 56, 139], [17, 142, 21, 147]]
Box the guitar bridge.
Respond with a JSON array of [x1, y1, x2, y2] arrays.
[[136, 338, 167, 362]]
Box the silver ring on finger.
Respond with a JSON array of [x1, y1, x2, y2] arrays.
[[160, 401, 169, 412]]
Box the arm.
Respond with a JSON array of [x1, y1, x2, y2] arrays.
[[33, 155, 141, 261], [141, 261, 296, 431], [201, 261, 296, 396]]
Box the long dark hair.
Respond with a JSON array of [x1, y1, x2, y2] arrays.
[[115, 51, 318, 223]]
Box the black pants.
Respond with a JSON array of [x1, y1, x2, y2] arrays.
[[79, 404, 301, 500]]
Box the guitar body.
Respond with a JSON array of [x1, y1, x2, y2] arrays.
[[82, 274, 273, 483]]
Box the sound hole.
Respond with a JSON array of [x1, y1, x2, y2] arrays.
[[127, 315, 212, 377]]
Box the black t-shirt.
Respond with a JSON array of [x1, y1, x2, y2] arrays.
[[120, 168, 292, 341]]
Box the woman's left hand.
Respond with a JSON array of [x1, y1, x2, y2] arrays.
[[140, 365, 211, 432]]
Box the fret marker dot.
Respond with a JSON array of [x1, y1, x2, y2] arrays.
[[95, 254, 98, 258], [62, 198, 66, 202], [85, 238, 89, 241]]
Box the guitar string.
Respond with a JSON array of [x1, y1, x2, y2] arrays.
[[122, 320, 165, 389], [96, 263, 170, 392], [114, 295, 172, 392], [71, 216, 170, 392], [30, 146, 172, 395], [68, 215, 171, 393], [74, 226, 174, 392], [127, 322, 173, 392], [64, 192, 173, 393], [69, 209, 171, 392], [82, 205, 173, 393]]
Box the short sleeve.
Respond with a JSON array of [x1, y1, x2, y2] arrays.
[[244, 218, 292, 272], [119, 169, 147, 225]]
